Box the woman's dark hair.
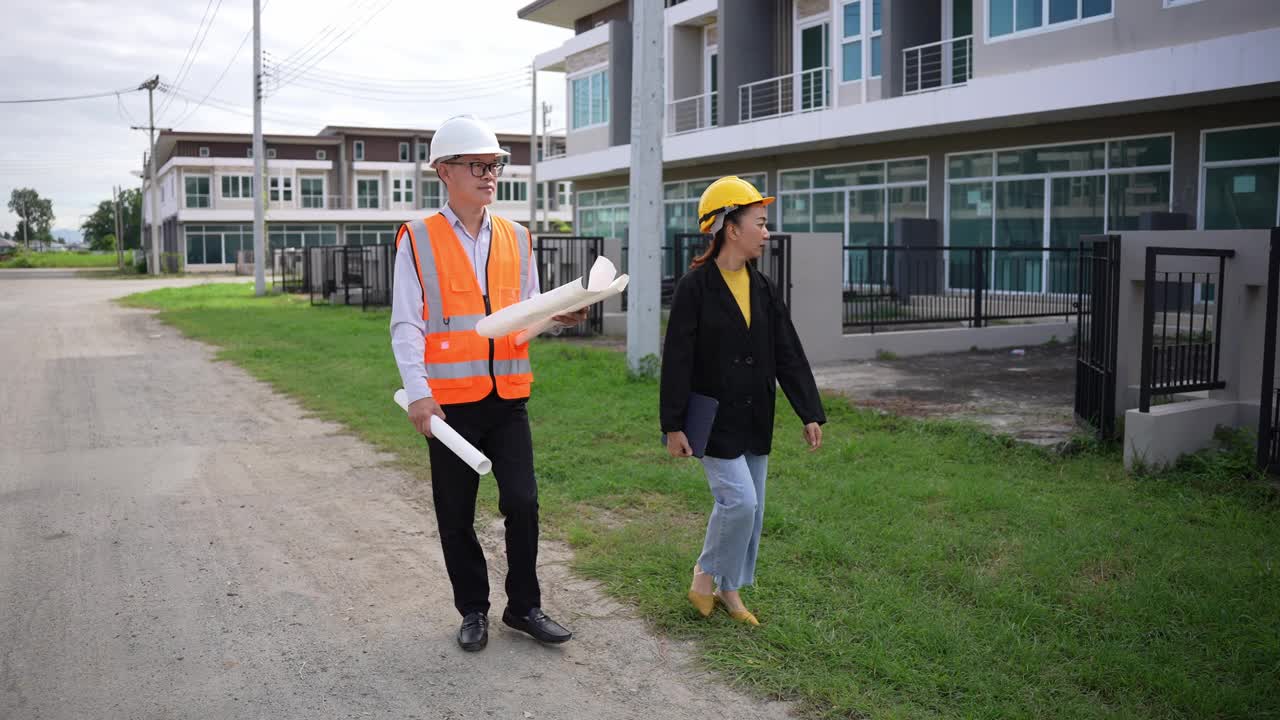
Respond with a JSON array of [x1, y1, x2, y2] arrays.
[[689, 204, 750, 269]]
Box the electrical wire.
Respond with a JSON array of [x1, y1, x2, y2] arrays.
[[267, 0, 392, 92], [0, 87, 142, 104], [170, 0, 272, 129], [156, 0, 225, 119]]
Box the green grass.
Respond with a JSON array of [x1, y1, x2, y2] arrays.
[[122, 282, 1280, 720], [0, 250, 130, 268]]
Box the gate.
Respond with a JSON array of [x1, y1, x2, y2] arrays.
[[1258, 228, 1280, 473], [534, 235, 604, 336], [663, 232, 792, 311], [1074, 235, 1121, 440]]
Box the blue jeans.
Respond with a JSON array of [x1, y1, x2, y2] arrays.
[[696, 454, 768, 592]]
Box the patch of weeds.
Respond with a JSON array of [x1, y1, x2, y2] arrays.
[[875, 349, 900, 361]]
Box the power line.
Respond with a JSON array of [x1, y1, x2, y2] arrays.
[[283, 76, 530, 104], [283, 73, 531, 100], [268, 0, 370, 71], [0, 87, 141, 104], [169, 0, 271, 129], [267, 0, 392, 91], [270, 63, 533, 92], [156, 0, 224, 119]]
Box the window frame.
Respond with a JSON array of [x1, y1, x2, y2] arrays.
[[353, 140, 365, 161], [1197, 122, 1280, 230], [266, 148, 277, 160], [568, 65, 610, 131], [184, 175, 212, 208], [198, 146, 210, 158], [316, 149, 328, 161], [356, 178, 380, 209], [219, 174, 254, 199], [399, 142, 411, 162], [985, 0, 1114, 44], [300, 177, 325, 209], [839, 0, 864, 84]]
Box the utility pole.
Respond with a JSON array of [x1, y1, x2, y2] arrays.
[[627, 0, 664, 374], [136, 75, 161, 275], [541, 101, 551, 229], [528, 63, 537, 234], [112, 185, 124, 271], [252, 0, 266, 295], [18, 200, 27, 250]]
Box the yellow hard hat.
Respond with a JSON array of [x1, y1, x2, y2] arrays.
[[697, 176, 775, 233]]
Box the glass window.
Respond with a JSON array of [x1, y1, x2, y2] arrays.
[[780, 195, 811, 232], [185, 176, 210, 208], [1205, 125, 1280, 162], [872, 0, 882, 31], [198, 147, 210, 158], [813, 191, 845, 234], [870, 35, 882, 78], [301, 178, 324, 208], [353, 141, 365, 161], [204, 231, 224, 264], [949, 152, 994, 179], [220, 175, 252, 199], [393, 179, 402, 203], [991, 0, 1110, 37], [1109, 136, 1172, 168], [357, 179, 379, 208], [948, 182, 993, 289], [998, 142, 1104, 176], [816, 162, 885, 188], [269, 177, 281, 202], [1204, 165, 1279, 230], [418, 142, 428, 162], [1107, 171, 1170, 232], [781, 170, 811, 191], [664, 182, 685, 200], [186, 229, 204, 264], [316, 149, 327, 160], [422, 178, 443, 208], [841, 1, 863, 83], [888, 159, 928, 183], [282, 177, 292, 202], [994, 179, 1045, 292], [399, 142, 410, 162], [571, 70, 611, 129]]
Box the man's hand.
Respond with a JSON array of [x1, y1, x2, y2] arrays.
[[408, 397, 446, 438], [665, 431, 693, 458], [552, 308, 590, 327], [803, 422, 823, 452]]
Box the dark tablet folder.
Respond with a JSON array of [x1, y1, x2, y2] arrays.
[[661, 393, 719, 458]]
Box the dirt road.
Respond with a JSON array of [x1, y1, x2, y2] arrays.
[[0, 272, 791, 720]]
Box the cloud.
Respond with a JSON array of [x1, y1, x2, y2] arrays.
[[0, 0, 571, 230]]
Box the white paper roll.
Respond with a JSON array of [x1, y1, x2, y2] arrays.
[[393, 389, 493, 476], [514, 273, 630, 345], [476, 256, 618, 339]]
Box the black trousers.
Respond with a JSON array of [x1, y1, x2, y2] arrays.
[[426, 391, 540, 617]]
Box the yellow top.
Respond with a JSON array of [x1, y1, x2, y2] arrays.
[[719, 264, 750, 327]]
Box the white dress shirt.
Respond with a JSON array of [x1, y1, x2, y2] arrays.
[[390, 204, 541, 403]]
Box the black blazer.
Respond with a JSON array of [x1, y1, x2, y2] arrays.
[[660, 262, 826, 459]]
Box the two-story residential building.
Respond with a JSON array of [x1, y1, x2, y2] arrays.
[[143, 125, 572, 270], [521, 0, 1280, 294]]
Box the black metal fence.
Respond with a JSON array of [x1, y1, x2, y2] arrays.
[[534, 235, 604, 336], [1075, 236, 1122, 441], [842, 246, 1082, 333], [622, 233, 793, 312], [270, 244, 394, 310], [1138, 247, 1233, 412]]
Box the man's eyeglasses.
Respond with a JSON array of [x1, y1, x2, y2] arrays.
[[440, 160, 506, 178]]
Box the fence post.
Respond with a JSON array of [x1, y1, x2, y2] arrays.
[[1258, 229, 1280, 471], [1139, 247, 1158, 413], [972, 248, 984, 328]]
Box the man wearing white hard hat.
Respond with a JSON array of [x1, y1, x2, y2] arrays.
[[390, 115, 585, 651]]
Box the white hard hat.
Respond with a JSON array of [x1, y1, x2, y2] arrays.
[[428, 115, 509, 168]]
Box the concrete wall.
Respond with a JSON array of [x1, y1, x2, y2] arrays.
[[670, 25, 704, 100], [719, 0, 777, 127], [1110, 229, 1276, 423], [789, 232, 1075, 364], [973, 0, 1280, 79]]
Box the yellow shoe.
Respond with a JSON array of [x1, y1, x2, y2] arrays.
[[715, 591, 760, 626], [687, 590, 715, 617]]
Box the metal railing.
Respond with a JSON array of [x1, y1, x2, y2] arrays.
[[534, 235, 604, 336], [271, 244, 395, 310], [903, 35, 973, 95], [542, 129, 568, 161], [667, 91, 718, 135], [739, 67, 830, 123], [1138, 247, 1234, 412], [842, 246, 1083, 333]]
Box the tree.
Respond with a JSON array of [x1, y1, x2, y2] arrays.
[[80, 189, 142, 252], [8, 188, 53, 249]]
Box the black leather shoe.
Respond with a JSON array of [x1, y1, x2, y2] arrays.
[[502, 607, 572, 644], [457, 612, 488, 652]]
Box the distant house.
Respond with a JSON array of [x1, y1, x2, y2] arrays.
[[0, 238, 18, 256]]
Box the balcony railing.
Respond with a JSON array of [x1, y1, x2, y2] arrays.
[[667, 91, 718, 135], [739, 67, 831, 123], [542, 129, 567, 161], [903, 35, 973, 96]]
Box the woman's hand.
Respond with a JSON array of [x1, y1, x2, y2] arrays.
[[665, 431, 693, 458], [803, 422, 823, 451]]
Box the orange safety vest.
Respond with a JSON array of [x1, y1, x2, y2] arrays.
[[396, 212, 533, 405]]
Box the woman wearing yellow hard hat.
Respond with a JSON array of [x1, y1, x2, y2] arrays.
[[660, 176, 826, 625]]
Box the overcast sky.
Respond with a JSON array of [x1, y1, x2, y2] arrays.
[[0, 0, 572, 238]]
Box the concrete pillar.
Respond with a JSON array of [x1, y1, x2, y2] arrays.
[[788, 233, 844, 365]]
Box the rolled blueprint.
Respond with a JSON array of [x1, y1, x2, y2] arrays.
[[393, 389, 493, 476], [514, 273, 630, 346], [476, 255, 618, 339]]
